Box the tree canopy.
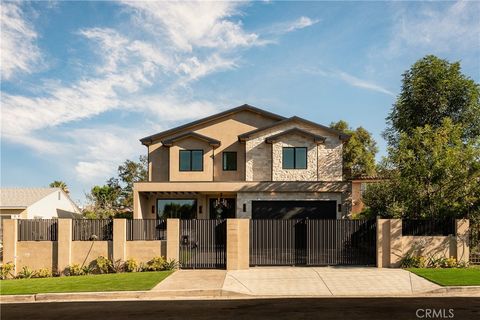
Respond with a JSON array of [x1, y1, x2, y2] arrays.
[[330, 120, 378, 178], [49, 181, 69, 194], [385, 55, 480, 145]]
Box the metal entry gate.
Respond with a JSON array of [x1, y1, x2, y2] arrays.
[[179, 219, 226, 269], [250, 219, 376, 266]]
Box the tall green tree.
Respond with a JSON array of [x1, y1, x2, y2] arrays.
[[330, 120, 378, 178], [385, 55, 480, 145], [117, 155, 148, 209], [84, 178, 122, 219], [364, 118, 480, 219], [49, 181, 69, 194]]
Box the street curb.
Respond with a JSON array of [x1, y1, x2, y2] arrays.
[[427, 286, 480, 294], [0, 289, 250, 304]]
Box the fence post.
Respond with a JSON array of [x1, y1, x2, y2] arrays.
[[389, 219, 402, 268], [2, 219, 18, 277], [113, 219, 127, 262], [57, 219, 72, 275], [455, 219, 469, 264], [227, 219, 250, 270], [166, 219, 179, 261]]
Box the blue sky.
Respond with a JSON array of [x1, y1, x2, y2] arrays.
[[1, 1, 479, 204]]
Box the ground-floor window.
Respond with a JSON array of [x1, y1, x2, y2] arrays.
[[157, 199, 197, 219]]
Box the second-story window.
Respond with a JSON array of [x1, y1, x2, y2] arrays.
[[222, 151, 237, 171], [179, 150, 203, 171], [282, 147, 307, 169]]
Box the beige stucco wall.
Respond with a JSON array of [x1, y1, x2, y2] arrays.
[[16, 241, 56, 271], [245, 120, 343, 182], [169, 137, 214, 181], [126, 241, 166, 262], [401, 236, 455, 259], [71, 241, 111, 265], [148, 110, 279, 182]]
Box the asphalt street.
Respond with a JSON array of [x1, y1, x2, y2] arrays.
[[2, 297, 480, 320]]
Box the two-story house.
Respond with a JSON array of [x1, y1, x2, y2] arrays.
[[133, 105, 351, 220]]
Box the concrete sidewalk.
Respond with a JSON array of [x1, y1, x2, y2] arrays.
[[152, 267, 441, 297]]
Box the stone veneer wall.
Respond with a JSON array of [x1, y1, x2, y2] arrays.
[[245, 121, 343, 181]]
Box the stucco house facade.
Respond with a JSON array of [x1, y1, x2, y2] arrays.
[[133, 105, 352, 220], [0, 188, 81, 219]]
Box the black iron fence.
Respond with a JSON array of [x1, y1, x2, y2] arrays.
[[179, 219, 226, 269], [470, 221, 480, 265], [127, 219, 167, 241], [402, 219, 455, 236], [18, 219, 58, 241], [250, 219, 377, 266], [72, 219, 113, 241]]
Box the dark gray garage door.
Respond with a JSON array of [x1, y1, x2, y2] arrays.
[[252, 200, 337, 219]]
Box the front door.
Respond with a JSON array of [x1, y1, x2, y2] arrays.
[[209, 198, 236, 219]]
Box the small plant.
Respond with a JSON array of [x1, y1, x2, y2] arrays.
[[33, 268, 52, 278], [82, 264, 95, 275], [93, 256, 112, 274], [146, 256, 166, 271], [457, 260, 470, 268], [138, 262, 147, 272], [441, 257, 457, 268], [162, 259, 180, 270], [401, 255, 426, 268], [65, 264, 84, 276], [17, 266, 35, 279], [124, 258, 138, 272], [1, 262, 15, 280], [111, 259, 124, 273]]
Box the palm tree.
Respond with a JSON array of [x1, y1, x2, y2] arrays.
[[49, 181, 69, 194]]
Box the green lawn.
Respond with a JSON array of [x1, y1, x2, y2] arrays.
[[0, 271, 173, 295], [408, 267, 480, 286]]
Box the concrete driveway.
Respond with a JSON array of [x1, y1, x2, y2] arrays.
[[153, 267, 440, 297]]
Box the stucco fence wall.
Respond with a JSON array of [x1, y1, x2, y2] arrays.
[[377, 219, 469, 268], [2, 218, 470, 275]]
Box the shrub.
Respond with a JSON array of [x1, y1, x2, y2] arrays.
[[124, 258, 138, 272], [1, 262, 15, 280], [65, 264, 84, 276], [93, 256, 112, 274], [162, 259, 180, 270], [17, 266, 35, 279], [146, 256, 166, 271], [82, 265, 95, 275], [138, 262, 147, 272], [33, 268, 52, 278], [111, 259, 124, 273], [441, 257, 457, 268], [401, 255, 426, 268]]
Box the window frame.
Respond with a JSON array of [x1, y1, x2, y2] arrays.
[[282, 147, 307, 169], [222, 151, 237, 171], [179, 149, 204, 172]]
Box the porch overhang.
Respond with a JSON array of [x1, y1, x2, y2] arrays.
[[134, 181, 350, 193]]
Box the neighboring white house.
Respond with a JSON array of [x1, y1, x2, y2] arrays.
[[0, 188, 81, 219]]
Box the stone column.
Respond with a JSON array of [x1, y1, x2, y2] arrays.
[[227, 219, 250, 270], [455, 219, 469, 264], [2, 219, 18, 276], [57, 219, 72, 275], [166, 219, 180, 261], [113, 219, 127, 262], [389, 219, 403, 268]]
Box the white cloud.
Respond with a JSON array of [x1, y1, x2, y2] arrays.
[[266, 16, 320, 35], [303, 67, 394, 96], [0, 2, 41, 79], [386, 1, 480, 55], [336, 71, 394, 96]]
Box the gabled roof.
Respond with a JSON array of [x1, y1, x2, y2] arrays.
[[140, 104, 286, 146], [1, 188, 59, 208], [162, 131, 221, 147], [265, 127, 327, 144], [238, 116, 351, 142]]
